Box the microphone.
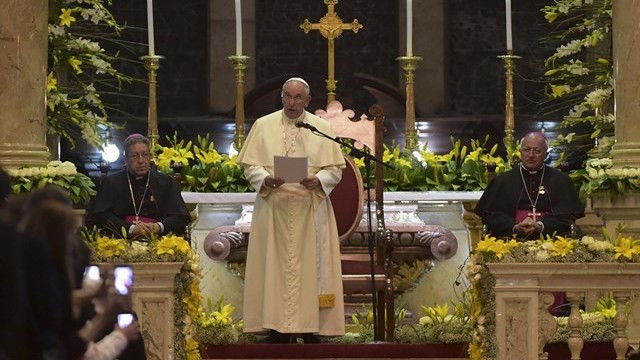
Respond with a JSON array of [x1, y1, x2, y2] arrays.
[[295, 121, 318, 132]]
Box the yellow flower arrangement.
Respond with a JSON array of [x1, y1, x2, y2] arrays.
[[194, 145, 223, 165], [475, 235, 519, 260], [548, 236, 577, 257], [82, 228, 203, 360], [96, 236, 127, 257], [467, 227, 640, 359], [156, 146, 195, 171], [613, 236, 640, 260], [157, 235, 191, 256], [194, 296, 242, 345]]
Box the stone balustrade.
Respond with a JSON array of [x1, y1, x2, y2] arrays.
[[487, 263, 640, 360]]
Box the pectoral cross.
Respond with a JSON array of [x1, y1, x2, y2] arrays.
[[528, 208, 542, 222], [300, 0, 363, 103]]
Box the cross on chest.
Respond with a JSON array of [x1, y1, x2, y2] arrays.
[[528, 207, 542, 221]]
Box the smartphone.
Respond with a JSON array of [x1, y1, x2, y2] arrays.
[[113, 266, 133, 295], [117, 313, 134, 328], [84, 265, 101, 281]]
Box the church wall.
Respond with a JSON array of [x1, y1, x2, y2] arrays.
[[445, 0, 556, 116], [399, 0, 447, 116], [102, 0, 209, 117], [209, 0, 256, 115], [253, 1, 400, 118]]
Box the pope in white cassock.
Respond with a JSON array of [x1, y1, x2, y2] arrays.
[[237, 77, 346, 342]]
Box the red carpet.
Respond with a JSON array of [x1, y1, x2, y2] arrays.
[[202, 342, 627, 359], [201, 343, 468, 359]]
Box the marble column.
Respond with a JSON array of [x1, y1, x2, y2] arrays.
[[0, 0, 50, 168], [592, 1, 640, 238], [610, 0, 640, 169]]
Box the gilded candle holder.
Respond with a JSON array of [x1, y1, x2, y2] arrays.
[[397, 56, 422, 150], [498, 51, 521, 165], [141, 54, 164, 153], [228, 55, 250, 151]]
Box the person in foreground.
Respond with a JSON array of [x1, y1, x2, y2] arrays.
[[474, 132, 585, 240], [88, 134, 190, 238], [237, 77, 346, 344]]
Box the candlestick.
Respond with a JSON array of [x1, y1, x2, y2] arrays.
[[397, 55, 422, 150], [228, 55, 250, 150], [234, 0, 242, 56], [498, 52, 521, 165], [141, 55, 163, 153], [146, 0, 155, 56], [505, 0, 513, 51], [406, 0, 413, 56]]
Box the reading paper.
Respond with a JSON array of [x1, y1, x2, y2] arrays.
[[274, 156, 308, 183]]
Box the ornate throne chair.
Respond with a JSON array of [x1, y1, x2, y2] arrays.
[[326, 126, 390, 342]]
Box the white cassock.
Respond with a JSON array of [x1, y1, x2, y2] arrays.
[[237, 109, 346, 335]]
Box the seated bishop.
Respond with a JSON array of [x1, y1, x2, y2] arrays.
[[88, 134, 191, 238], [474, 132, 585, 239]]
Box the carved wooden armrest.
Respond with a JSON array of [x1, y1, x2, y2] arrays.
[[203, 225, 250, 262]]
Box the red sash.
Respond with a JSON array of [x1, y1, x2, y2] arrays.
[[124, 215, 158, 224], [515, 209, 548, 223]]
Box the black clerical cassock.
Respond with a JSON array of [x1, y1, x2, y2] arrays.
[[474, 165, 585, 238], [88, 170, 190, 237]]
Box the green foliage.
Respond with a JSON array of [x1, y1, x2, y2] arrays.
[[48, 0, 139, 148], [541, 0, 614, 169], [352, 136, 509, 192], [156, 132, 253, 193]]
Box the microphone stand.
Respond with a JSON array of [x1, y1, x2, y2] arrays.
[[296, 122, 393, 341]]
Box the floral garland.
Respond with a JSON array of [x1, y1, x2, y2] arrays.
[[86, 231, 203, 360], [466, 232, 640, 359], [8, 160, 96, 204]]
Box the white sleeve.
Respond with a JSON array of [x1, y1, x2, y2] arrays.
[[82, 331, 128, 360], [244, 165, 271, 196], [315, 165, 343, 196]]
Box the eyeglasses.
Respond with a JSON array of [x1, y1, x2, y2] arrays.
[[520, 147, 545, 156], [126, 152, 152, 160], [282, 93, 308, 103]]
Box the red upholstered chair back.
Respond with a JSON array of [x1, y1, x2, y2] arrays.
[[330, 154, 364, 242]]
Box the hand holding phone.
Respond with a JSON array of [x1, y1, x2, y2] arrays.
[[84, 265, 101, 281], [113, 266, 133, 295], [117, 313, 134, 328]]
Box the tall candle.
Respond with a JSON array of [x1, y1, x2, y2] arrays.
[[505, 0, 513, 51], [146, 0, 155, 55], [406, 0, 413, 56], [235, 0, 242, 56]]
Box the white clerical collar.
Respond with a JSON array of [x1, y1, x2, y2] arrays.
[[520, 163, 543, 175], [283, 111, 305, 124]]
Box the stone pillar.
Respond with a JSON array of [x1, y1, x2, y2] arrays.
[[591, 1, 640, 239], [0, 0, 50, 168], [610, 0, 640, 168]]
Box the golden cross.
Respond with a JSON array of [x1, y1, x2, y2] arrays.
[[300, 0, 363, 103]]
